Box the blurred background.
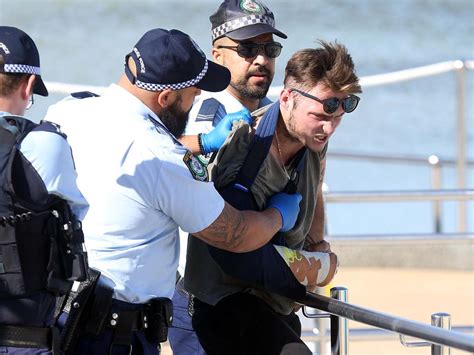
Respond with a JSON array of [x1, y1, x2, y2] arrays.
[[2, 0, 473, 234]]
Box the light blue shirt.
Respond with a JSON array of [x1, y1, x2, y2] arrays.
[[0, 111, 88, 220], [44, 84, 225, 303]]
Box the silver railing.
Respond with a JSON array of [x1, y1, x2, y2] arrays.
[[300, 287, 474, 355]]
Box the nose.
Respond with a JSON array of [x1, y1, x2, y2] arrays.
[[252, 48, 270, 66], [322, 120, 337, 136]]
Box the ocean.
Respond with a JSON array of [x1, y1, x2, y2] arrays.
[[1, 0, 473, 234]]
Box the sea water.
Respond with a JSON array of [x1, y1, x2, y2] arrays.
[[1, 0, 473, 234]]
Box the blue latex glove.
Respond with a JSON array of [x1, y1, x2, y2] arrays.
[[200, 109, 252, 154], [267, 192, 303, 232]]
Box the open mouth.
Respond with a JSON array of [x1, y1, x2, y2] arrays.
[[313, 134, 328, 143]]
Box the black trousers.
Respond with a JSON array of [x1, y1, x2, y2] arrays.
[[192, 293, 311, 355]]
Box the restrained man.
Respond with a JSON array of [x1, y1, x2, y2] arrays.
[[0, 26, 88, 354], [43, 28, 302, 355], [185, 41, 361, 354]]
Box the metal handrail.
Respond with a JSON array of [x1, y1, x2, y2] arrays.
[[299, 290, 474, 353], [327, 151, 474, 167], [325, 188, 474, 203]]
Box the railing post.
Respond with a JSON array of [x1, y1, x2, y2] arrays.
[[429, 155, 443, 233], [455, 60, 466, 232], [431, 313, 451, 355], [330, 287, 348, 355]]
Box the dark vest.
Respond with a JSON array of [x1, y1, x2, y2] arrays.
[[0, 115, 87, 298]]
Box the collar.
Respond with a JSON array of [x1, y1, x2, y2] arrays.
[[104, 83, 162, 124]]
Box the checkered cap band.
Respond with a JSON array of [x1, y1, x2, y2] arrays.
[[3, 64, 41, 75], [212, 14, 275, 41], [135, 60, 208, 92]]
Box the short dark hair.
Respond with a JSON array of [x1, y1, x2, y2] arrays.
[[0, 55, 29, 96], [284, 41, 362, 95]]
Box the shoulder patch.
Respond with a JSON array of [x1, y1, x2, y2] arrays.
[[183, 151, 209, 182], [195, 98, 224, 123]]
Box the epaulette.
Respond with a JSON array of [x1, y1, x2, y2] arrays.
[[70, 91, 99, 99]]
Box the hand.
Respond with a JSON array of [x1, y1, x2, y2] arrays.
[[200, 109, 252, 154], [267, 192, 302, 232], [304, 240, 331, 253]]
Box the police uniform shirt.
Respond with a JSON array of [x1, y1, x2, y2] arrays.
[[43, 84, 225, 303], [185, 90, 272, 135], [0, 111, 88, 220], [177, 90, 271, 275]]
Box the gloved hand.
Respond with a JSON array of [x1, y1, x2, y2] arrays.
[[267, 192, 302, 232], [199, 109, 252, 154]]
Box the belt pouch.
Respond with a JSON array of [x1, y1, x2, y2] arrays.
[[60, 268, 101, 352], [144, 297, 173, 343]]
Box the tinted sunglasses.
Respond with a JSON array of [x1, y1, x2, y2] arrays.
[[217, 42, 282, 59], [290, 88, 360, 114]]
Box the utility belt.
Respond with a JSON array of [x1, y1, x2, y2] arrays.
[[60, 269, 173, 353], [0, 324, 60, 354]]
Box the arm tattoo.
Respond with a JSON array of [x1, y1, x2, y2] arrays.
[[194, 204, 250, 252]]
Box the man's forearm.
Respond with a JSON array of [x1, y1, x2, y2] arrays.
[[193, 202, 282, 253], [306, 190, 325, 244]]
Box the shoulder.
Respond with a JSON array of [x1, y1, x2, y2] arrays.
[[20, 128, 71, 160]]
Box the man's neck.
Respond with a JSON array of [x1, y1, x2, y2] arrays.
[[0, 97, 25, 116], [226, 87, 260, 112], [276, 116, 304, 163]]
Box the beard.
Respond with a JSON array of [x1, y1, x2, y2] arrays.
[[229, 66, 273, 100], [159, 96, 190, 139]]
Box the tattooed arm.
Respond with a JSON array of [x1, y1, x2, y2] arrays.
[[193, 201, 283, 253]]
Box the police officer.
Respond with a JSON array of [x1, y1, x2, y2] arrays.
[[43, 28, 302, 355], [170, 1, 287, 353], [0, 26, 88, 354]]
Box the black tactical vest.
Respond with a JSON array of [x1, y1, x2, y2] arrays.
[[0, 115, 88, 298]]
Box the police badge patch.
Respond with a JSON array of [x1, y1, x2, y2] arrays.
[[183, 151, 209, 182], [240, 0, 262, 13]]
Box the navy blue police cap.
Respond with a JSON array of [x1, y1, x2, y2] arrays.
[[0, 26, 48, 96], [210, 0, 287, 42], [125, 28, 230, 93]]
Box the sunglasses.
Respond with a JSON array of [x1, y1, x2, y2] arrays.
[[289, 88, 360, 114], [217, 42, 282, 59]]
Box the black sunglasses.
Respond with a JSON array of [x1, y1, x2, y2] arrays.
[[217, 42, 282, 59], [290, 88, 360, 114]]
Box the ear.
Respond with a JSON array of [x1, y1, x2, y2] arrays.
[[279, 88, 292, 109], [211, 46, 223, 65], [156, 88, 175, 108], [21, 75, 35, 100]]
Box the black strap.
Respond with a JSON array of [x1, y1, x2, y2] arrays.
[[232, 101, 280, 192], [0, 324, 52, 349]]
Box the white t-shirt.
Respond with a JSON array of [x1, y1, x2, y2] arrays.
[[44, 84, 225, 303]]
